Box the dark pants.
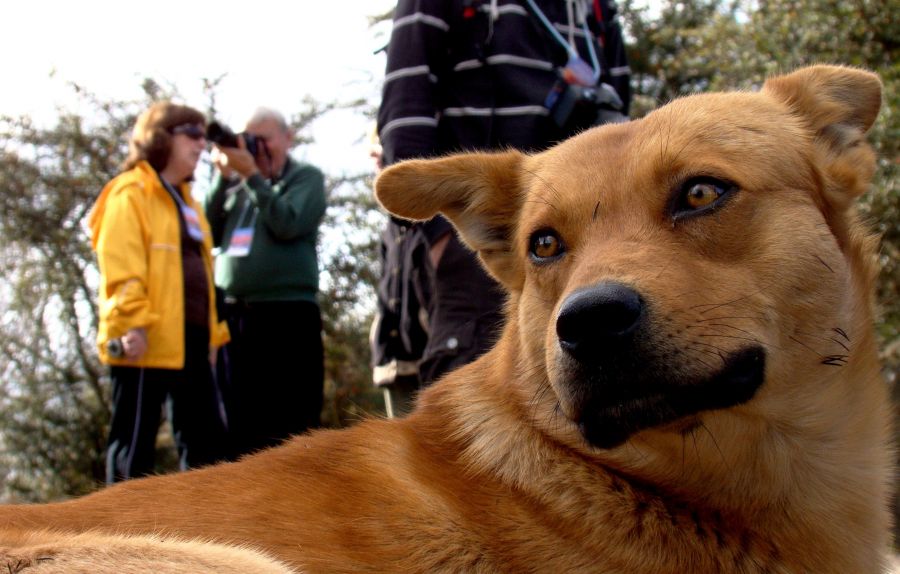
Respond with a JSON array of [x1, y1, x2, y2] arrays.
[[418, 232, 505, 384], [219, 299, 324, 458], [106, 324, 228, 484]]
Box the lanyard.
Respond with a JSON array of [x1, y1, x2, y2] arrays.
[[235, 196, 258, 230], [160, 177, 205, 243], [223, 195, 258, 258], [523, 0, 601, 85]]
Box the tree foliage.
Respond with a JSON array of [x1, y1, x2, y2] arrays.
[[0, 89, 140, 500], [0, 82, 384, 502], [319, 173, 386, 427]]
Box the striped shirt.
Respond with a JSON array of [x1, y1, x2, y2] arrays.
[[377, 0, 632, 171]]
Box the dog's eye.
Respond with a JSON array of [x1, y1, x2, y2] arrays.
[[685, 182, 720, 209], [674, 177, 737, 218], [529, 230, 565, 262]]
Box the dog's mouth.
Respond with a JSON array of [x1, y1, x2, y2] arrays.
[[574, 346, 766, 449]]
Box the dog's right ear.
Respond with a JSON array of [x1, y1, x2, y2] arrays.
[[375, 150, 526, 289], [762, 65, 882, 210]]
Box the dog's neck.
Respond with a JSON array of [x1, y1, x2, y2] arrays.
[[417, 310, 892, 572]]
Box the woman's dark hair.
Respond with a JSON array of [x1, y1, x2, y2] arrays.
[[122, 102, 205, 172]]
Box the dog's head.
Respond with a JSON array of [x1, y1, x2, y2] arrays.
[[375, 66, 883, 458]]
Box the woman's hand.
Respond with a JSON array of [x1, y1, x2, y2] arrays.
[[121, 328, 148, 361]]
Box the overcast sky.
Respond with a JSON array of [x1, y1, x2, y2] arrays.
[[2, 0, 395, 175]]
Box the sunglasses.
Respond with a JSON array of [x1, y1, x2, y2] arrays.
[[171, 123, 206, 140]]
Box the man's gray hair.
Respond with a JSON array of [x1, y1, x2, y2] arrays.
[[247, 107, 289, 131]]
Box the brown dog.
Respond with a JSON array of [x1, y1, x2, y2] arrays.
[[0, 65, 893, 573]]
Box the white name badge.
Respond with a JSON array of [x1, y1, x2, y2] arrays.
[[180, 205, 205, 242], [225, 226, 254, 257]]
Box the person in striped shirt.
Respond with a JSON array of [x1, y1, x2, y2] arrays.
[[373, 0, 631, 416]]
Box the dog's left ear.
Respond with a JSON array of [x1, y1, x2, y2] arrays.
[[762, 65, 882, 209], [375, 150, 526, 289]]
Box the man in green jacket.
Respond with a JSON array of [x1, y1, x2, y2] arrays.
[[205, 107, 326, 457]]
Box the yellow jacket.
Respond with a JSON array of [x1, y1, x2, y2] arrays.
[[89, 161, 229, 369]]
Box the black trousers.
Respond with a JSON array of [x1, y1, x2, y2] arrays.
[[418, 232, 505, 384], [219, 299, 324, 458], [106, 324, 228, 484]]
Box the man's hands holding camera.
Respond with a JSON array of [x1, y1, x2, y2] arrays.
[[211, 136, 261, 180]]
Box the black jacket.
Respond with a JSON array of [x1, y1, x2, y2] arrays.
[[373, 0, 631, 380], [378, 0, 631, 157]]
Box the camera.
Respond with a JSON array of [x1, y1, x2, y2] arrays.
[[545, 81, 627, 131], [107, 338, 125, 359], [207, 121, 262, 157]]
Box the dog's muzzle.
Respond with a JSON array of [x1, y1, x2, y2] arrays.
[[555, 281, 765, 449]]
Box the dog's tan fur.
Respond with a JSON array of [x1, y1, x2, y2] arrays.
[[0, 530, 294, 573], [0, 65, 893, 573]]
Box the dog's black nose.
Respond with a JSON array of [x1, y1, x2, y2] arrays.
[[556, 282, 643, 359]]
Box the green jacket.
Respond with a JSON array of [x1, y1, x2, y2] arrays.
[[205, 157, 326, 303]]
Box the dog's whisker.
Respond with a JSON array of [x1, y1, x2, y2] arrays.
[[685, 345, 727, 364], [690, 296, 757, 314], [693, 324, 762, 342], [686, 278, 782, 316], [694, 331, 782, 353], [679, 427, 702, 480], [684, 340, 730, 355], [519, 290, 555, 305], [691, 323, 761, 341], [625, 440, 650, 464], [698, 422, 728, 470], [527, 378, 554, 416], [691, 427, 702, 462], [787, 334, 826, 357], [694, 314, 767, 324], [547, 400, 565, 435], [523, 168, 562, 212], [524, 197, 559, 211], [690, 355, 716, 371], [833, 327, 851, 342], [814, 254, 835, 273], [821, 355, 849, 367], [827, 337, 850, 352], [793, 329, 852, 352], [696, 332, 765, 346]]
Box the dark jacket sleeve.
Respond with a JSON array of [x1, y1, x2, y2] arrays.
[[376, 0, 451, 167], [596, 0, 632, 116], [377, 0, 454, 242]]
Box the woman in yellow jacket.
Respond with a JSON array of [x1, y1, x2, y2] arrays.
[[89, 102, 230, 483]]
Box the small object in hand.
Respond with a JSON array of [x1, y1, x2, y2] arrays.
[[107, 338, 125, 358]]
